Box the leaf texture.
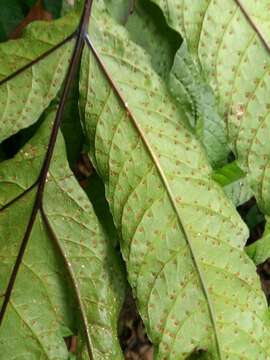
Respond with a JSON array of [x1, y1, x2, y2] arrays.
[[105, 0, 181, 79], [169, 42, 230, 168], [0, 13, 76, 142], [150, 0, 270, 216], [80, 8, 270, 359], [212, 161, 253, 207], [105, 0, 132, 25], [0, 111, 125, 359], [125, 0, 181, 79]]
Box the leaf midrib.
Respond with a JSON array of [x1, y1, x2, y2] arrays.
[[233, 0, 270, 53], [10, 301, 54, 359], [86, 35, 223, 358], [127, 110, 222, 356]]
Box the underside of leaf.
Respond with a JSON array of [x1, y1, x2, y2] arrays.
[[169, 42, 230, 168], [212, 161, 253, 207], [0, 12, 76, 142], [0, 111, 125, 359], [80, 7, 270, 359], [150, 0, 270, 218]]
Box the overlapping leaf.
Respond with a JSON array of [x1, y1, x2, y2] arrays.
[[0, 111, 125, 359], [107, 2, 229, 169], [80, 8, 270, 359], [124, 0, 180, 79], [169, 42, 230, 168], [0, 12, 76, 142], [151, 0, 270, 217], [212, 161, 253, 207]]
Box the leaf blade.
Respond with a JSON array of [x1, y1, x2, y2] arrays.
[[0, 13, 76, 142], [212, 161, 253, 206], [169, 42, 230, 167], [81, 9, 270, 359], [150, 0, 270, 215], [0, 111, 125, 359]]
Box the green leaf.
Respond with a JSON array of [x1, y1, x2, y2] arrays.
[[213, 161, 253, 207], [80, 8, 270, 358], [87, 171, 120, 248], [0, 0, 36, 42], [60, 72, 84, 169], [44, 0, 62, 18], [127, 0, 181, 79], [61, 0, 83, 15], [150, 0, 270, 216], [0, 12, 76, 142], [108, 2, 229, 167], [0, 112, 44, 161], [0, 111, 125, 359], [169, 42, 230, 168], [105, 0, 181, 79], [246, 219, 270, 265], [105, 0, 132, 25]]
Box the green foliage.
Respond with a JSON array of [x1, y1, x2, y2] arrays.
[[0, 113, 124, 360], [43, 0, 63, 18], [0, 0, 68, 42], [0, 12, 76, 142], [60, 72, 84, 169], [80, 6, 270, 358], [125, 0, 181, 79], [151, 0, 270, 269], [151, 0, 270, 215], [0, 0, 270, 359], [61, 0, 84, 16], [0, 111, 125, 359], [169, 42, 230, 168], [0, 0, 36, 41], [212, 161, 253, 207]]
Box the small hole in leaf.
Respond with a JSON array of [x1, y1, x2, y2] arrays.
[[118, 287, 153, 359], [227, 151, 236, 163], [237, 197, 265, 246], [0, 117, 43, 161]]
